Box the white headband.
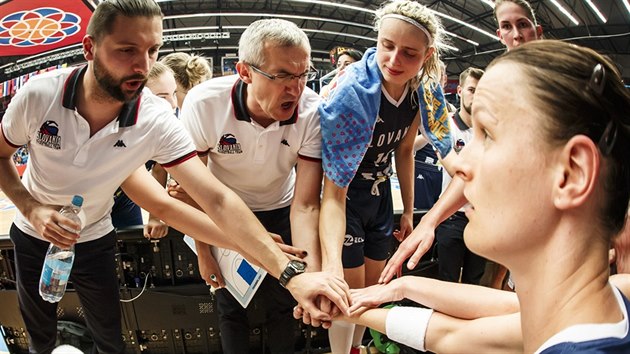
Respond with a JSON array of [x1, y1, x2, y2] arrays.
[[380, 13, 434, 45]]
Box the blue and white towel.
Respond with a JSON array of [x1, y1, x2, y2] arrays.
[[320, 47, 452, 188]]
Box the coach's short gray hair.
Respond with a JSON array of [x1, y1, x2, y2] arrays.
[[238, 19, 310, 67]]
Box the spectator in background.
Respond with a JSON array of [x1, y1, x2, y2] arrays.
[[495, 0, 543, 51], [160, 52, 212, 109], [437, 60, 456, 112], [319, 48, 363, 98], [146, 61, 178, 111]]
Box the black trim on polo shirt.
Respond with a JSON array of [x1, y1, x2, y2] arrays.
[[62, 65, 141, 128], [117, 94, 141, 127], [298, 154, 322, 163], [197, 149, 211, 157], [452, 109, 470, 131], [62, 66, 85, 110], [161, 151, 198, 168], [230, 79, 298, 126]]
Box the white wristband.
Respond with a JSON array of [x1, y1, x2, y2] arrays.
[[385, 306, 433, 352]]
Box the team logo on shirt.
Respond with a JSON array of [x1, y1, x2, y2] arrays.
[[454, 139, 466, 153], [36, 120, 61, 150], [217, 133, 242, 154]]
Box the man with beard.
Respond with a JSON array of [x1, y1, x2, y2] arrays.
[[433, 67, 486, 284], [0, 1, 349, 353]]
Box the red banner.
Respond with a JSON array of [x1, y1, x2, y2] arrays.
[[0, 0, 94, 56]]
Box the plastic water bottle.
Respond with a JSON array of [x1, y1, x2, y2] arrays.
[[39, 195, 84, 303]]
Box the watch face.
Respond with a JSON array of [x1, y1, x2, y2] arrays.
[[291, 260, 306, 271]]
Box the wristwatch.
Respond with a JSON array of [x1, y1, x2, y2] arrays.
[[279, 260, 306, 288]]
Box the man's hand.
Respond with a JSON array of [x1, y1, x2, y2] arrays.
[[28, 204, 80, 249], [198, 249, 225, 289], [166, 179, 200, 208], [379, 220, 436, 284], [292, 297, 341, 329], [286, 271, 350, 322], [143, 217, 169, 239]]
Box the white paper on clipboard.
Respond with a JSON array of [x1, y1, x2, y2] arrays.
[[183, 235, 266, 308]]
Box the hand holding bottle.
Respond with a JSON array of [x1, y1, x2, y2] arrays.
[[39, 195, 84, 303], [29, 202, 82, 249]]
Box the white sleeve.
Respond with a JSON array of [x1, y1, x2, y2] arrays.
[[2, 81, 35, 147], [297, 92, 322, 160], [180, 93, 212, 154]]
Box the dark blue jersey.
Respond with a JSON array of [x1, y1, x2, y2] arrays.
[[355, 87, 417, 181], [539, 289, 630, 354]]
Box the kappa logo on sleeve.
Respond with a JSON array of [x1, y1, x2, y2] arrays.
[[113, 140, 127, 148], [36, 120, 61, 150]]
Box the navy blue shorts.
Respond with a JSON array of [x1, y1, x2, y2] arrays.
[[413, 159, 442, 211], [342, 178, 394, 268]]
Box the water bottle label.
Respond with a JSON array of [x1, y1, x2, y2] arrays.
[[41, 264, 53, 286], [57, 270, 70, 284]]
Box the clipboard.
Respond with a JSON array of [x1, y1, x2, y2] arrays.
[[183, 235, 266, 307]]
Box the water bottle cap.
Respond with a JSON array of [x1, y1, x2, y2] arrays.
[[71, 195, 84, 207]]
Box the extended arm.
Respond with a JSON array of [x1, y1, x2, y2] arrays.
[[144, 163, 169, 239], [319, 176, 348, 277], [291, 157, 324, 270], [166, 157, 350, 317], [393, 114, 421, 241], [121, 166, 238, 251], [343, 308, 522, 354], [351, 275, 519, 319], [166, 157, 288, 277]]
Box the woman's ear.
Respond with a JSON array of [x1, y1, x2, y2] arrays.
[[423, 47, 435, 64], [552, 135, 600, 210], [535, 25, 543, 40]]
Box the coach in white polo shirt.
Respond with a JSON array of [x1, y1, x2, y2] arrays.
[[0, 3, 348, 354], [174, 19, 323, 354]]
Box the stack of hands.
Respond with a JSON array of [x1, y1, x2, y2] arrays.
[[291, 230, 427, 328]]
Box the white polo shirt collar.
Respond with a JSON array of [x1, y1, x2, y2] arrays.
[[61, 65, 141, 128], [231, 79, 299, 126]]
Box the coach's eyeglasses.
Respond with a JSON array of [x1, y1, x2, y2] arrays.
[[248, 64, 318, 83]]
